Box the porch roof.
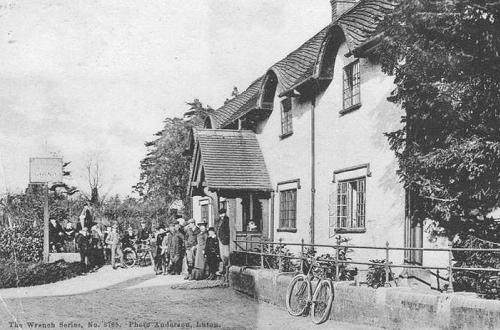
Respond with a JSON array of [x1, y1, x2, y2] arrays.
[[190, 129, 272, 194]]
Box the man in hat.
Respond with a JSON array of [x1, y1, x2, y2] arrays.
[[75, 226, 90, 268], [154, 226, 167, 275], [49, 218, 64, 252], [205, 227, 221, 280], [183, 219, 200, 279], [162, 224, 175, 274], [122, 226, 136, 250], [216, 208, 230, 276], [169, 223, 185, 275], [106, 224, 124, 269], [137, 220, 152, 242]]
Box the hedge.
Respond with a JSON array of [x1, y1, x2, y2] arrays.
[[0, 259, 90, 289], [0, 224, 43, 263]]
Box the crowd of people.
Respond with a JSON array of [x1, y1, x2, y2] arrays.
[[48, 205, 231, 281], [151, 208, 230, 280]]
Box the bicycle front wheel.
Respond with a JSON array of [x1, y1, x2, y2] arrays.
[[310, 279, 334, 324], [123, 248, 137, 268], [286, 274, 311, 316]]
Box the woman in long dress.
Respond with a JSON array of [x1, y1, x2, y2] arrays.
[[191, 222, 208, 280]]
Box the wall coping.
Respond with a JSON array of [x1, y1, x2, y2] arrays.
[[229, 266, 500, 329]]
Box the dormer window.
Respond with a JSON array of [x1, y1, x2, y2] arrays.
[[341, 60, 361, 114], [280, 97, 293, 138]]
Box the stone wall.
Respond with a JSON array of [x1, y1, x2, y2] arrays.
[[229, 266, 500, 330]]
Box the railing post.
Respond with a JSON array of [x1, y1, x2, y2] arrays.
[[245, 235, 249, 266], [300, 238, 305, 274], [384, 241, 390, 287], [278, 237, 283, 271], [335, 235, 340, 281], [447, 242, 454, 293], [260, 238, 264, 269]]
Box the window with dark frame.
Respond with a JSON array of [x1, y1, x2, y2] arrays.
[[280, 97, 293, 136], [342, 60, 360, 111], [279, 189, 297, 229], [336, 177, 366, 229], [201, 204, 209, 223]]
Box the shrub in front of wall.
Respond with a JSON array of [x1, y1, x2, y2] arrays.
[[0, 259, 89, 289], [0, 223, 43, 263], [366, 259, 394, 288], [453, 235, 500, 300], [261, 244, 298, 272]]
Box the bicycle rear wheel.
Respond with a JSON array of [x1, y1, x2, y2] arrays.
[[123, 248, 137, 268], [286, 274, 311, 316], [310, 279, 334, 324]]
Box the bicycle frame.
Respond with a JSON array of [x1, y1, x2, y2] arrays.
[[286, 256, 335, 324]]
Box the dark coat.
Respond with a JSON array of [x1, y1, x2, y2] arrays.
[[76, 233, 90, 252], [49, 221, 64, 244], [216, 216, 230, 245], [83, 209, 93, 230], [169, 231, 185, 260], [155, 232, 166, 254], [205, 236, 220, 258]]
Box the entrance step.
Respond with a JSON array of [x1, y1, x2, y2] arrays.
[[399, 267, 449, 292]]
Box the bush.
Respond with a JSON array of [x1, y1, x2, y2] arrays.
[[0, 223, 43, 263], [366, 259, 394, 288], [230, 243, 298, 272], [0, 259, 89, 289], [303, 244, 357, 281], [262, 244, 298, 272], [453, 234, 500, 300]]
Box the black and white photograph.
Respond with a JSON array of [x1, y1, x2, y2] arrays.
[[0, 0, 499, 329]]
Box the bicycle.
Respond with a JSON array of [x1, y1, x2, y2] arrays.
[[122, 245, 136, 268], [122, 239, 155, 269], [286, 257, 335, 324]]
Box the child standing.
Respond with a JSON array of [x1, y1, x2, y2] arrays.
[[204, 227, 221, 280], [76, 226, 90, 268]]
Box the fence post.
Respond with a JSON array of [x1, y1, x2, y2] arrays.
[[278, 237, 283, 271], [335, 236, 340, 281], [260, 237, 264, 269], [245, 235, 249, 266], [300, 238, 305, 274], [447, 242, 454, 293], [384, 241, 390, 287]]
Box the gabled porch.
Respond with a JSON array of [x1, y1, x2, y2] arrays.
[[188, 129, 273, 251]]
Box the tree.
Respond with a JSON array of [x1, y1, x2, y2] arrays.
[[134, 99, 214, 223], [377, 0, 500, 239]]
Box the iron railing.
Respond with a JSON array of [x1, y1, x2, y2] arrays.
[[233, 237, 500, 293]]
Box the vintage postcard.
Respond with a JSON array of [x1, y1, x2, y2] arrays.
[[0, 0, 499, 329]]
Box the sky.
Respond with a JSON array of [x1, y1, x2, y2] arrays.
[[0, 0, 330, 197]]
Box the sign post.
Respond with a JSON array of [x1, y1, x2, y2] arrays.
[[43, 182, 49, 262], [29, 157, 63, 263]]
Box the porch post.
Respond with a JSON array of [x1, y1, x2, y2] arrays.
[[270, 191, 275, 241]]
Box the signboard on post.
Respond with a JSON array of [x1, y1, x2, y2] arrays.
[[29, 157, 63, 263], [29, 157, 63, 183]]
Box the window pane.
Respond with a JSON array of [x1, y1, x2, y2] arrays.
[[343, 61, 360, 110], [336, 177, 366, 229], [281, 98, 293, 135], [279, 189, 296, 229]]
